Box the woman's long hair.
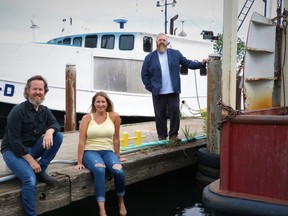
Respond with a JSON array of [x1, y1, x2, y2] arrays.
[[90, 91, 114, 113]]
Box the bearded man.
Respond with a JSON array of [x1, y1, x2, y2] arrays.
[[1, 75, 63, 216], [141, 33, 208, 141]]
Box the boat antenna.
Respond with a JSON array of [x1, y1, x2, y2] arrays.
[[30, 15, 39, 42], [113, 17, 128, 29]]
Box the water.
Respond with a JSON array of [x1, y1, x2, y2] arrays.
[[40, 165, 212, 216]]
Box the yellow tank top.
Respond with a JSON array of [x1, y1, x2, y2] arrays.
[[84, 112, 115, 151]]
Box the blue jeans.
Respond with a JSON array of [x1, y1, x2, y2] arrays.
[[83, 150, 125, 202], [2, 131, 63, 216]]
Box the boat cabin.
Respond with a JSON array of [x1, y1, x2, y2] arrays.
[[47, 32, 154, 53]]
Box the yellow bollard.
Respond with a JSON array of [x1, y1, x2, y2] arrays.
[[121, 132, 129, 148], [135, 130, 142, 146]]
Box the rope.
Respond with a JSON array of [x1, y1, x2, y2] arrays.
[[180, 69, 203, 117]]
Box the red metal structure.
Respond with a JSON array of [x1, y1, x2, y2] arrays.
[[220, 108, 288, 204], [203, 107, 288, 215]]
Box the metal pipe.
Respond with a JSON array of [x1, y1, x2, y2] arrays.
[[0, 159, 77, 183], [120, 135, 206, 152]]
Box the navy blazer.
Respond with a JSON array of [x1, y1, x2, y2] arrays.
[[141, 48, 206, 95]]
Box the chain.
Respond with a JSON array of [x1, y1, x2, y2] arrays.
[[217, 98, 242, 130]]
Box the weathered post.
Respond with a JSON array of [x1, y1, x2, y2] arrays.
[[196, 54, 221, 184], [207, 54, 222, 154], [64, 64, 76, 131]]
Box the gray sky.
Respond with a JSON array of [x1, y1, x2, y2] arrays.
[[0, 0, 277, 43]]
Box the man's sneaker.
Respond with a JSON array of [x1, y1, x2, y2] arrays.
[[36, 172, 57, 186]]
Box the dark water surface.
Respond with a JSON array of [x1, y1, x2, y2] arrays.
[[40, 165, 212, 216]]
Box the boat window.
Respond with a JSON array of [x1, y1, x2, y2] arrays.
[[119, 35, 134, 50], [63, 38, 71, 45], [57, 40, 63, 44], [101, 35, 115, 49], [85, 35, 97, 48], [143, 36, 153, 52], [47, 39, 56, 44], [73, 37, 82, 47]]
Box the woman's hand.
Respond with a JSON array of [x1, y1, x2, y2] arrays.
[[75, 163, 85, 170], [119, 157, 127, 162]]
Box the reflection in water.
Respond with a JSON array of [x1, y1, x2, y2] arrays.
[[40, 165, 212, 216]]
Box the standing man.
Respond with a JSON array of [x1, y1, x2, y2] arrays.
[[1, 75, 63, 216], [141, 33, 208, 141]]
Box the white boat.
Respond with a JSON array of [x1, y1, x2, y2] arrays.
[[0, 31, 213, 135]]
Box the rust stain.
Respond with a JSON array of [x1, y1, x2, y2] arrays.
[[245, 77, 274, 81], [245, 93, 273, 110]]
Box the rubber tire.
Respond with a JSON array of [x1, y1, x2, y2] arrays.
[[197, 147, 220, 169], [196, 171, 216, 185], [198, 164, 220, 179]]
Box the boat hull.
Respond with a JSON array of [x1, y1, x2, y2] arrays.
[[0, 32, 213, 137]]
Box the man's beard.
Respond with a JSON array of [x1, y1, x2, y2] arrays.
[[158, 44, 167, 53], [29, 95, 44, 106]]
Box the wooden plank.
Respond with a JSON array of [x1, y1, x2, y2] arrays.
[[0, 174, 70, 215], [0, 140, 205, 215]]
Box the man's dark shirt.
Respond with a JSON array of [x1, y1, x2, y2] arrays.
[[1, 100, 60, 157]]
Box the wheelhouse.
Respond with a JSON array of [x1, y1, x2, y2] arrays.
[[47, 32, 154, 53]]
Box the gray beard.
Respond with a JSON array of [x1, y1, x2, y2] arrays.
[[158, 44, 167, 53], [29, 98, 44, 106]]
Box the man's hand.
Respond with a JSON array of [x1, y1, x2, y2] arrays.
[[42, 128, 54, 149], [22, 154, 41, 173], [202, 58, 209, 65]]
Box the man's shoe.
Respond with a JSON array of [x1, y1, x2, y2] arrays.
[[158, 135, 166, 141], [36, 172, 57, 186], [169, 135, 181, 144]]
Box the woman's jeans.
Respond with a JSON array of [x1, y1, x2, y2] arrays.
[[83, 150, 125, 202], [2, 131, 63, 216]]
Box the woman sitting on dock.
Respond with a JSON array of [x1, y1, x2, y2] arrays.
[[75, 91, 127, 216]]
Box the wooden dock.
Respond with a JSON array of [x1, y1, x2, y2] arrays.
[[0, 117, 206, 215]]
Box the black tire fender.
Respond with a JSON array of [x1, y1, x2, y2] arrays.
[[197, 147, 220, 169], [198, 164, 220, 179]]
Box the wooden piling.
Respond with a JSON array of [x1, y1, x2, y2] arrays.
[[207, 54, 222, 154], [64, 64, 76, 131]]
